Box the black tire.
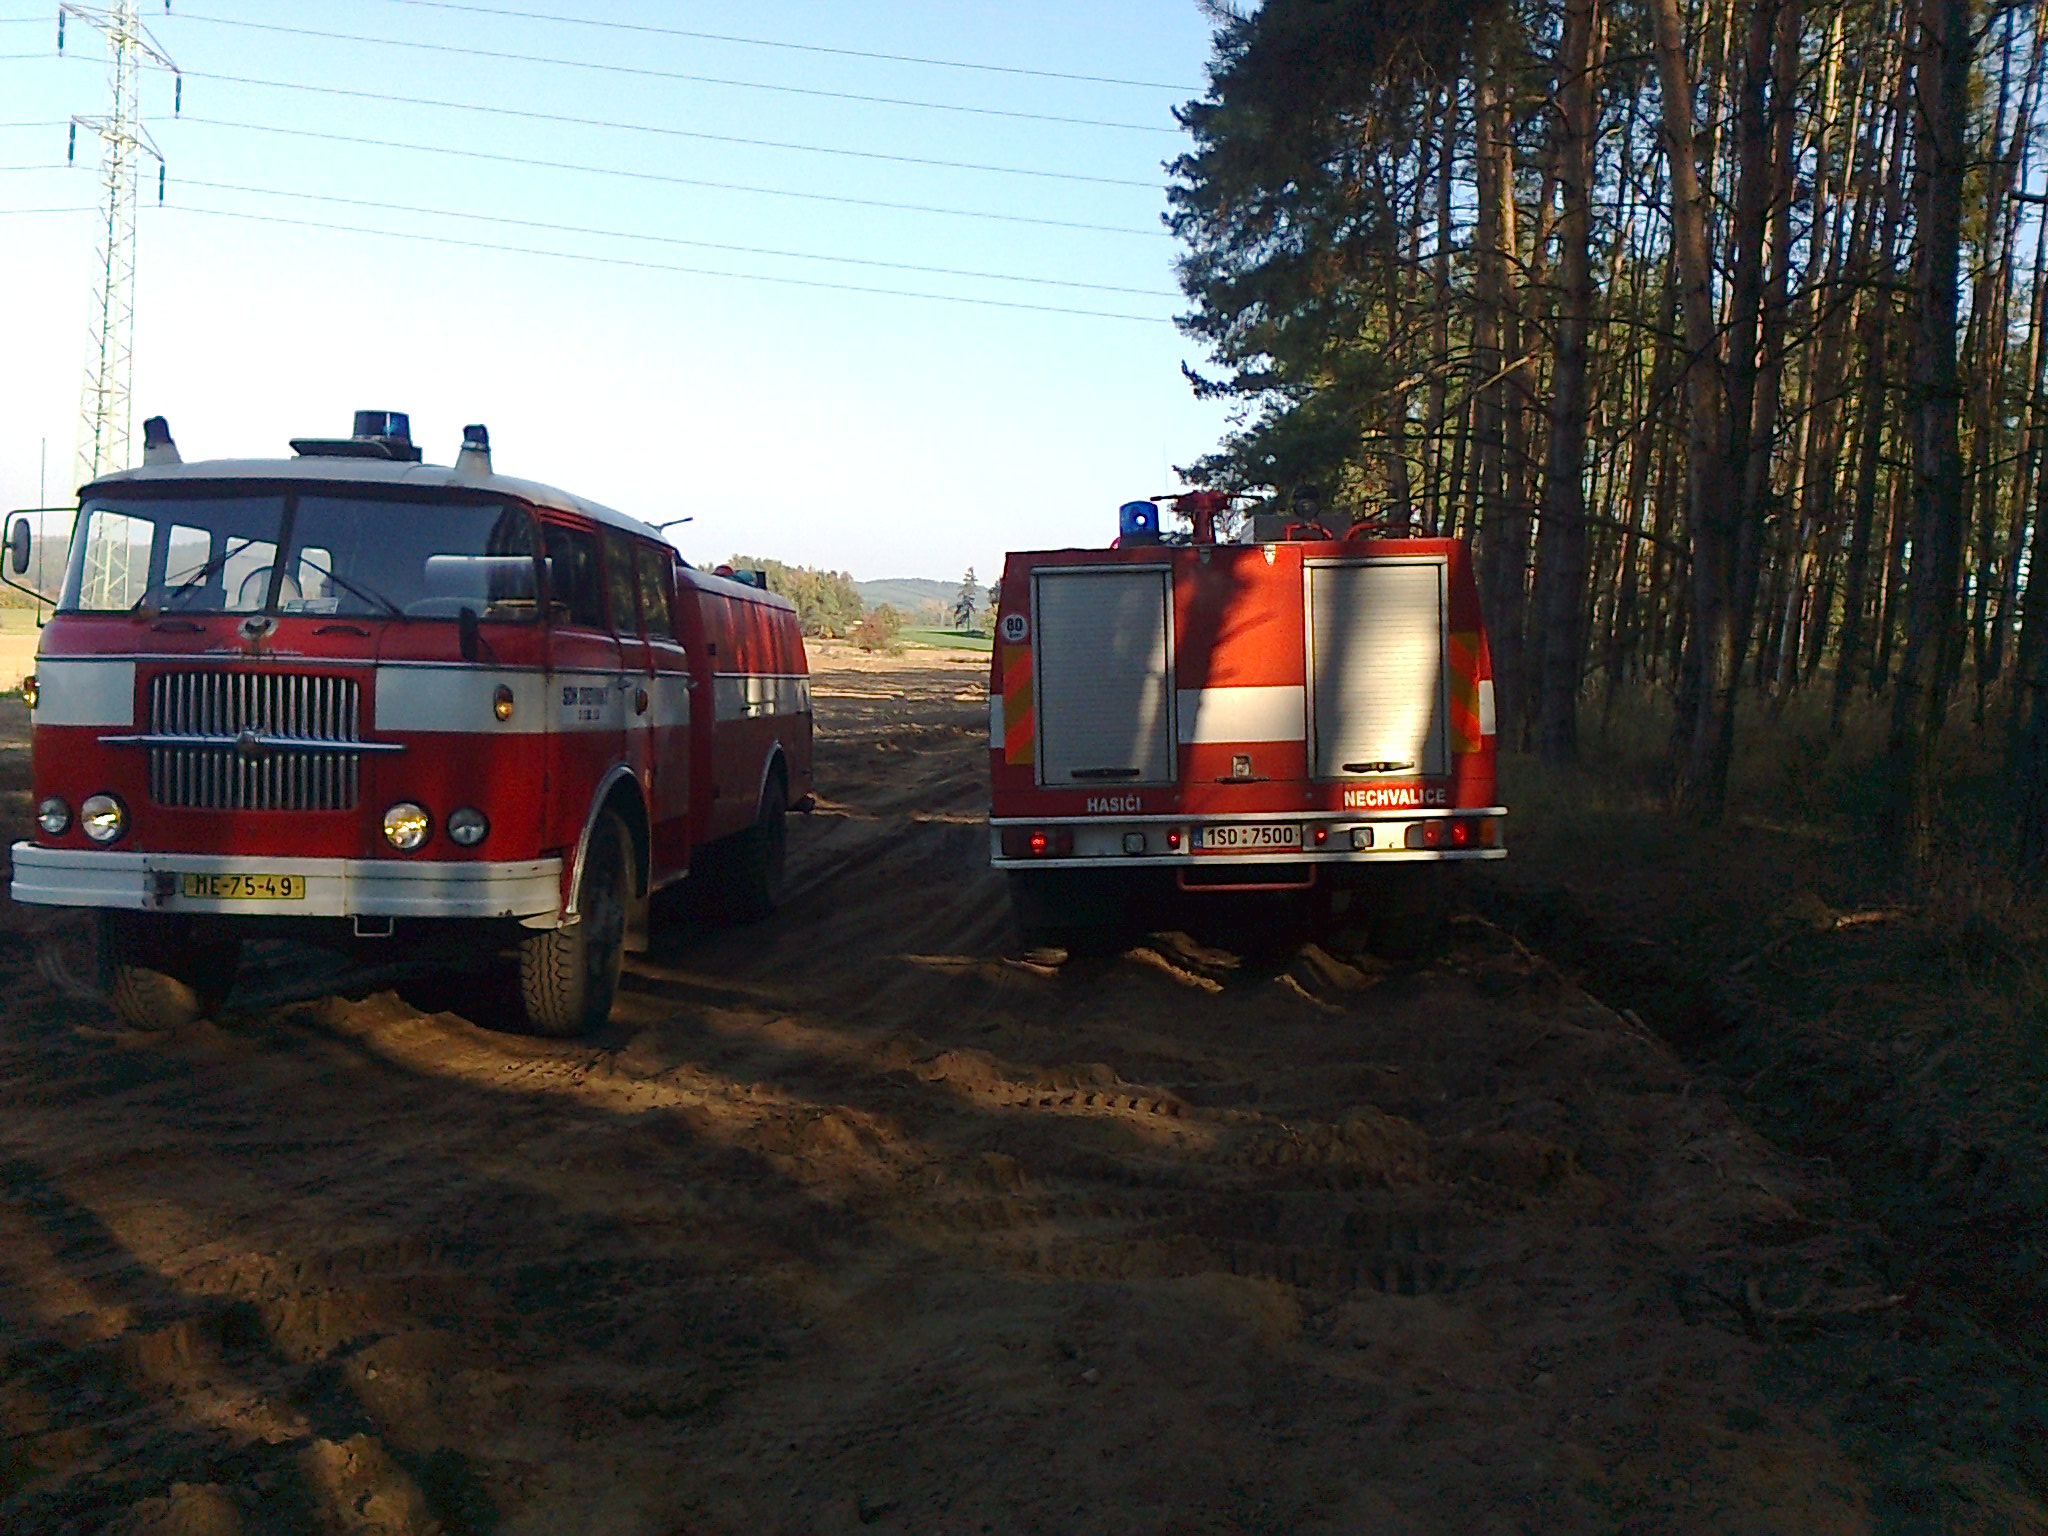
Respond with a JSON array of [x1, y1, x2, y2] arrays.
[[517, 810, 630, 1037], [1007, 869, 1133, 952], [1358, 864, 1450, 963], [725, 770, 788, 922], [97, 912, 241, 1030]]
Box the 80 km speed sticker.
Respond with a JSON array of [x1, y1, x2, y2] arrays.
[[1000, 612, 1029, 642]]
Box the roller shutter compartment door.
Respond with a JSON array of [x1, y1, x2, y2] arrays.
[[1033, 567, 1174, 786], [1308, 560, 1448, 780]]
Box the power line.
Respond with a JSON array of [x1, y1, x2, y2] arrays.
[[163, 12, 1184, 135], [177, 117, 1169, 237], [0, 206, 94, 215], [369, 0, 1200, 92], [159, 202, 1172, 324], [173, 176, 1174, 295], [178, 69, 1163, 189]]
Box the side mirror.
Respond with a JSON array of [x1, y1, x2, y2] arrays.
[[6, 517, 29, 577], [458, 605, 480, 664]]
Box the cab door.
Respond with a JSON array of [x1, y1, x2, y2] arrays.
[[634, 540, 692, 880], [603, 532, 653, 812], [541, 522, 625, 877]]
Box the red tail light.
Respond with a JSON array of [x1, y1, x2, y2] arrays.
[[1402, 816, 1496, 850], [1001, 826, 1075, 858]]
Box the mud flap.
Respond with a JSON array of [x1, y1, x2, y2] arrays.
[[623, 885, 650, 954]]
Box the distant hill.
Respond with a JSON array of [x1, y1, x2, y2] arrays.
[[855, 577, 970, 614]]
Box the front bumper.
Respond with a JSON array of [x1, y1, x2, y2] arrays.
[[9, 844, 565, 925]]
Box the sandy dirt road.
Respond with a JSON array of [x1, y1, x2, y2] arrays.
[[0, 651, 1946, 1533]]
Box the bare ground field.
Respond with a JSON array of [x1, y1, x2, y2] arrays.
[[0, 648, 2039, 1534]]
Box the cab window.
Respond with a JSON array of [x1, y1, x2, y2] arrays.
[[604, 536, 641, 636], [542, 524, 605, 629], [634, 543, 676, 640]]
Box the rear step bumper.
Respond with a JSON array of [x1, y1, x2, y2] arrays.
[[989, 810, 1506, 870]]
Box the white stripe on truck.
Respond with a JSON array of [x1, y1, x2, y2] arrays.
[[375, 666, 696, 734], [31, 659, 136, 726], [1175, 685, 1306, 744], [376, 665, 547, 734], [712, 673, 810, 723]]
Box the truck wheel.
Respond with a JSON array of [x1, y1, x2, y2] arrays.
[[1360, 865, 1449, 963], [97, 912, 241, 1030], [518, 810, 630, 1037], [725, 772, 788, 922], [1008, 870, 1131, 952]]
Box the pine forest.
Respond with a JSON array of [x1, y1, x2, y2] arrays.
[[1170, 0, 2048, 871]]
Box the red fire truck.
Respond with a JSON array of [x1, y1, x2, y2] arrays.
[[988, 493, 1504, 947], [6, 411, 812, 1036]]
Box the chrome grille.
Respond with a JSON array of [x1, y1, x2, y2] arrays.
[[147, 672, 362, 811]]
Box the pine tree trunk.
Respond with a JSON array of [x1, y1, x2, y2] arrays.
[[1535, 0, 1602, 764], [1888, 0, 1973, 874], [1474, 22, 1527, 745]]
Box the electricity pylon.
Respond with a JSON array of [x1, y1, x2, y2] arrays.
[[60, 1, 177, 487]]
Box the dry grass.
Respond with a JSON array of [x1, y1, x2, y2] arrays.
[[1488, 680, 2048, 1522]]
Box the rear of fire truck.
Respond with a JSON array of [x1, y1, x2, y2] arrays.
[[987, 495, 1504, 949]]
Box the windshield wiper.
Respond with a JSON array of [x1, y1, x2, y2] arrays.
[[139, 536, 259, 614], [297, 559, 405, 620]]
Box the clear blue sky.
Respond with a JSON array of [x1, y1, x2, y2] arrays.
[[0, 1, 1230, 582]]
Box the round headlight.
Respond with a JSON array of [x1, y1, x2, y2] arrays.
[[80, 794, 126, 844], [36, 797, 70, 836], [382, 802, 431, 851], [446, 806, 489, 847], [492, 684, 514, 722]]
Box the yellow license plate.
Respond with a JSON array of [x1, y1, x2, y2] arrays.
[[181, 873, 305, 900]]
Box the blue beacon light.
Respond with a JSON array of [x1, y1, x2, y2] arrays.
[[1119, 500, 1161, 545]]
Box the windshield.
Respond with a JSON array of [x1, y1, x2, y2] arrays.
[[59, 492, 542, 619]]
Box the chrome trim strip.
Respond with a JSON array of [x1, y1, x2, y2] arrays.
[[988, 807, 1508, 825], [99, 732, 405, 754]]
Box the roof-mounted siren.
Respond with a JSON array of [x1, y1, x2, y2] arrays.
[[289, 408, 424, 462], [453, 423, 492, 479], [141, 416, 181, 467], [1119, 500, 1161, 546], [1173, 490, 1233, 545]]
